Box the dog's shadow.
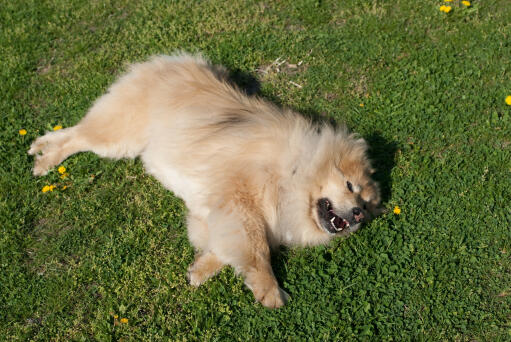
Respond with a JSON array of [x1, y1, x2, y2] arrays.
[[228, 69, 261, 96], [229, 69, 398, 290], [364, 133, 398, 204]]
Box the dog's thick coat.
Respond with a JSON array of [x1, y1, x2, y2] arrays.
[[30, 54, 381, 308]]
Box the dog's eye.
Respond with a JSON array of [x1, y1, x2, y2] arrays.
[[347, 181, 353, 193]]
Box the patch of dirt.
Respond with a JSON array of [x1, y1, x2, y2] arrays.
[[351, 74, 368, 97], [324, 93, 339, 101]]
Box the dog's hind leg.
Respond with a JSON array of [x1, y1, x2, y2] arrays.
[[29, 126, 89, 176], [187, 252, 224, 286], [186, 214, 225, 286], [29, 84, 150, 176]]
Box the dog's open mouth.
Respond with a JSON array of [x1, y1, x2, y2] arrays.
[[316, 198, 350, 234]]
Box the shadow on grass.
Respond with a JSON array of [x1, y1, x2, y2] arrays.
[[228, 69, 261, 96], [271, 246, 291, 294], [229, 69, 398, 288], [364, 133, 398, 204]]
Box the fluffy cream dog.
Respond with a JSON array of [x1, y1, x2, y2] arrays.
[[29, 53, 381, 308]]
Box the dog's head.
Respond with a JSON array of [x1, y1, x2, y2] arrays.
[[308, 129, 382, 236]]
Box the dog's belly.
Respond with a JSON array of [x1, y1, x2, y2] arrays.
[[141, 153, 209, 217]]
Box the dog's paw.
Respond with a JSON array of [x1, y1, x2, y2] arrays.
[[32, 153, 57, 176], [33, 156, 51, 176], [28, 136, 47, 156], [187, 267, 207, 287], [29, 134, 61, 176], [253, 285, 289, 309], [187, 253, 224, 287], [29, 130, 74, 176]]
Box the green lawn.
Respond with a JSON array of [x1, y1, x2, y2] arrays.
[[1, 0, 511, 340]]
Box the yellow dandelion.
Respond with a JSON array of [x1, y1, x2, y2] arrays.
[[393, 206, 401, 215], [60, 173, 69, 179], [444, 0, 452, 2], [53, 125, 62, 131], [113, 314, 119, 319], [359, 103, 364, 107], [49, 185, 56, 191], [461, 0, 471, 6], [505, 95, 511, 105], [19, 129, 27, 136], [58, 166, 66, 174], [62, 185, 68, 190], [439, 5, 452, 13], [120, 318, 128, 324], [42, 185, 51, 193]]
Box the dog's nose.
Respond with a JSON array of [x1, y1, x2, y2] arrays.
[[353, 207, 364, 222]]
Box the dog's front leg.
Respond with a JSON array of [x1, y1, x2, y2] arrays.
[[207, 202, 289, 309], [242, 244, 289, 309]]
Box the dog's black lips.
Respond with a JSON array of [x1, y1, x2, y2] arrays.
[[317, 198, 349, 234]]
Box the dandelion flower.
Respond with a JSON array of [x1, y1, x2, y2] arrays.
[[359, 103, 364, 107], [41, 185, 56, 193], [393, 206, 401, 215], [506, 95, 511, 105], [58, 166, 66, 174], [60, 173, 68, 179], [19, 129, 27, 136], [120, 318, 128, 324], [62, 185, 68, 190], [53, 125, 62, 131], [461, 0, 471, 6], [113, 315, 119, 319], [440, 5, 452, 13], [444, 0, 452, 2]]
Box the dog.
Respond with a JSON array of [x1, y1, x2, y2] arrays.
[[29, 53, 382, 308]]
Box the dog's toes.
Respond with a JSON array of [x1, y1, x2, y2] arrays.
[[33, 163, 50, 176], [258, 286, 286, 309], [186, 268, 208, 287], [28, 139, 46, 156], [187, 264, 212, 287], [28, 130, 70, 156], [251, 283, 288, 309], [186, 253, 223, 287], [32, 154, 56, 176], [186, 269, 203, 287]]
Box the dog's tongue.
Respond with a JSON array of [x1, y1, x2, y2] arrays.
[[329, 211, 346, 230], [333, 215, 343, 228]]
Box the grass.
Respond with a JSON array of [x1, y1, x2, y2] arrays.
[[1, 0, 511, 340]]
